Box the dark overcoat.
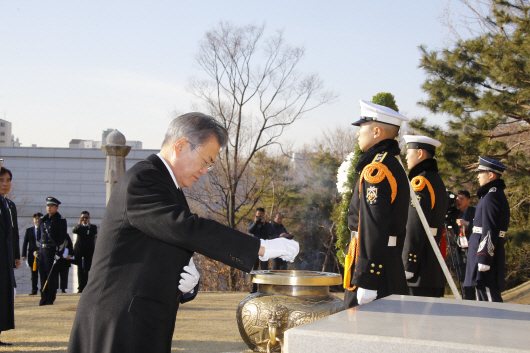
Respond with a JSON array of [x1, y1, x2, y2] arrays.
[[67, 154, 260, 353], [0, 196, 15, 331], [464, 179, 509, 290], [6, 199, 19, 262], [344, 139, 409, 307], [402, 158, 448, 289]]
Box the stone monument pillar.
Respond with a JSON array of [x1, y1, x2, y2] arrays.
[[101, 129, 131, 204]]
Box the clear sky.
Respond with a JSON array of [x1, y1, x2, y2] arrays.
[[1, 0, 464, 150]]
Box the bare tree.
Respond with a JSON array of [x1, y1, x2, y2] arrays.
[[186, 22, 337, 229]]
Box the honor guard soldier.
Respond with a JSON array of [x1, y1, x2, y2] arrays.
[[465, 157, 509, 302], [343, 100, 410, 307], [38, 197, 68, 306], [402, 135, 448, 297]]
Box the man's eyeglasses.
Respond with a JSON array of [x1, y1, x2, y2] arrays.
[[188, 142, 214, 171]]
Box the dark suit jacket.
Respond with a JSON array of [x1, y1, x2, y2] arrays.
[[67, 154, 260, 353], [6, 199, 19, 261], [0, 196, 15, 331], [22, 226, 40, 266]]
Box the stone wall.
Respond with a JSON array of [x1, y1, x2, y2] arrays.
[[0, 146, 158, 233]]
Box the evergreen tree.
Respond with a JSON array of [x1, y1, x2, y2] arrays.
[[416, 0, 530, 288]]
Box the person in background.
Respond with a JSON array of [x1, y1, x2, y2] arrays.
[[22, 213, 43, 295], [454, 189, 476, 300], [72, 211, 97, 293], [38, 197, 67, 306], [270, 213, 293, 270], [465, 157, 510, 302], [58, 233, 74, 293]]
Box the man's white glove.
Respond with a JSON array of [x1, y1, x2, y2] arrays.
[[405, 271, 414, 280], [357, 287, 377, 305], [478, 263, 490, 272], [259, 238, 299, 262], [178, 258, 200, 294]]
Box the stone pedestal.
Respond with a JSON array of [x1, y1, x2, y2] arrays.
[[284, 295, 530, 352], [100, 130, 131, 204]]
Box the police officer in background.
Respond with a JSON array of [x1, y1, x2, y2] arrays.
[[343, 100, 410, 307], [465, 157, 510, 302], [38, 197, 67, 306], [402, 135, 448, 298]]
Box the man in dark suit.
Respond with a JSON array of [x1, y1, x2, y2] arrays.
[[454, 190, 476, 300], [402, 135, 448, 298], [72, 211, 97, 293], [0, 167, 19, 346], [67, 112, 299, 353], [22, 213, 43, 295]]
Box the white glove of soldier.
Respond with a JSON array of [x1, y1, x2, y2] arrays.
[[357, 287, 377, 305], [178, 258, 200, 294], [259, 238, 299, 262], [478, 263, 490, 272], [405, 271, 414, 280]]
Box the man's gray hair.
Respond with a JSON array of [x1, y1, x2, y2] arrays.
[[162, 112, 229, 148]]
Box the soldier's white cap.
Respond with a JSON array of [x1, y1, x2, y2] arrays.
[[404, 135, 441, 154], [352, 100, 409, 127]]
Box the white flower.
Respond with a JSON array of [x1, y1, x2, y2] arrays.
[[336, 151, 356, 195]]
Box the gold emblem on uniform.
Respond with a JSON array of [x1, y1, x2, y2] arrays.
[[366, 186, 378, 204]]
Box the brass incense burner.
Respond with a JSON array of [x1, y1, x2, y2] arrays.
[[236, 270, 347, 353]]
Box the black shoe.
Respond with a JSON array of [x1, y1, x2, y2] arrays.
[[61, 289, 66, 293], [0, 341, 13, 346], [29, 291, 38, 295]]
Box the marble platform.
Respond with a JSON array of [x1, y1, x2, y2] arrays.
[[284, 295, 530, 352]]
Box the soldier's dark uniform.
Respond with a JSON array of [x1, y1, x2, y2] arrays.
[[464, 157, 509, 302], [343, 138, 410, 307], [38, 197, 67, 305], [401, 136, 448, 297]]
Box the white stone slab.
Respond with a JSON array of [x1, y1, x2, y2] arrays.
[[284, 295, 530, 353]]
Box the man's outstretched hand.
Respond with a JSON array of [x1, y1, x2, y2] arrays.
[[259, 238, 299, 262]]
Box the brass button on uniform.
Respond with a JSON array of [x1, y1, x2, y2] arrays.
[[370, 269, 374, 273], [379, 265, 383, 268], [376, 272, 380, 275], [371, 263, 375, 267]]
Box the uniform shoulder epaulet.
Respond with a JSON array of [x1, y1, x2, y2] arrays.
[[372, 152, 388, 163], [489, 187, 497, 193], [411, 176, 435, 209]]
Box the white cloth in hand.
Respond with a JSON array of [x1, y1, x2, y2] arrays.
[[259, 238, 299, 262], [478, 263, 490, 272], [357, 287, 377, 305], [178, 258, 200, 294], [405, 271, 414, 280]]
